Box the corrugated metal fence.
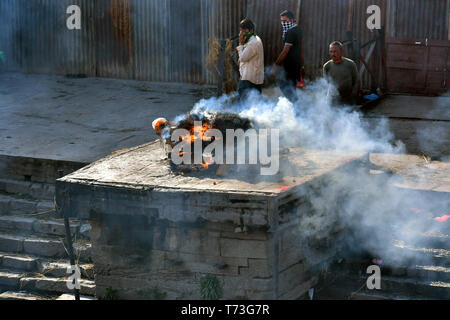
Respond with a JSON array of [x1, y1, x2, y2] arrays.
[[0, 0, 448, 87], [389, 0, 449, 40]]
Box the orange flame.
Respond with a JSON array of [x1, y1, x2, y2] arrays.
[[181, 122, 213, 144]]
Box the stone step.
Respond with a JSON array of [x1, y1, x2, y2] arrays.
[[20, 275, 96, 296], [0, 233, 92, 262], [0, 252, 38, 271], [0, 270, 23, 289], [394, 231, 450, 252], [0, 268, 95, 296], [0, 194, 55, 217], [56, 293, 97, 300], [337, 258, 450, 284], [0, 290, 54, 300], [0, 154, 86, 184], [319, 272, 450, 300], [39, 261, 95, 280], [0, 215, 82, 238], [347, 292, 433, 300], [0, 251, 94, 279], [0, 178, 55, 201], [370, 275, 450, 299]]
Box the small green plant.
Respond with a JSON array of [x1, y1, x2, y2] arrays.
[[103, 286, 119, 300], [199, 274, 222, 300], [136, 287, 167, 300]]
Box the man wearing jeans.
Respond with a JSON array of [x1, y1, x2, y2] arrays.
[[236, 18, 264, 101]]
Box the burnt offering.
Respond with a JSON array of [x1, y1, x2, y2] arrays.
[[56, 141, 367, 300], [153, 113, 254, 173]]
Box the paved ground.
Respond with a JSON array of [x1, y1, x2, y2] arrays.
[[0, 72, 213, 163], [364, 95, 450, 159], [0, 71, 448, 164]]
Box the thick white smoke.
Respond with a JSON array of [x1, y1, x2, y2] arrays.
[[192, 79, 404, 154], [186, 79, 447, 269]]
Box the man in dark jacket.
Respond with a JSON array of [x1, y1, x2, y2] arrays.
[[271, 10, 304, 103]]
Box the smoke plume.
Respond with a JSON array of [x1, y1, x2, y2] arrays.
[[183, 79, 448, 269]]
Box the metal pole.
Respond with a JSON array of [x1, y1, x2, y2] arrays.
[[64, 217, 80, 300], [58, 170, 80, 300]]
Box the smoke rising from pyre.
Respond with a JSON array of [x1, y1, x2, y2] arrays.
[[170, 79, 448, 268]]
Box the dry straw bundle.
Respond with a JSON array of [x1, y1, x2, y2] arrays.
[[205, 39, 239, 94]]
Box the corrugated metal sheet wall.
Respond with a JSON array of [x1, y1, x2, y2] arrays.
[[0, 0, 448, 86], [247, 0, 299, 72], [0, 0, 96, 76], [389, 0, 449, 40]]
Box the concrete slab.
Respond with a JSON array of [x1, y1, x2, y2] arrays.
[[363, 95, 450, 158], [0, 291, 43, 300], [56, 293, 96, 300], [370, 153, 450, 193], [365, 95, 450, 121], [57, 140, 365, 196], [0, 72, 212, 163]]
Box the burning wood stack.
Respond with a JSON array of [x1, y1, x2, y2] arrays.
[[152, 113, 253, 174]]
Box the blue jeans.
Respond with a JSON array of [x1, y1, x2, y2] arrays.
[[237, 80, 262, 101]]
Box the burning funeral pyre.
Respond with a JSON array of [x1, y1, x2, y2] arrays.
[[152, 113, 253, 173]]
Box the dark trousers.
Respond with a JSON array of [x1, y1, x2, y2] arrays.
[[237, 80, 262, 101], [279, 67, 299, 103]]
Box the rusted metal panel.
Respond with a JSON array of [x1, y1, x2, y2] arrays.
[[0, 0, 96, 76], [247, 0, 300, 70], [389, 0, 449, 40], [95, 0, 134, 79], [299, 0, 350, 78], [0, 0, 19, 71], [168, 0, 203, 83], [296, 0, 388, 90], [132, 0, 170, 82], [1, 0, 448, 91]]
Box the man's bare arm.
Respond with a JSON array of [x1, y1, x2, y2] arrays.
[[275, 44, 292, 66], [271, 45, 292, 76]]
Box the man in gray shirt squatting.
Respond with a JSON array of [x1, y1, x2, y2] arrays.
[[323, 41, 360, 106]]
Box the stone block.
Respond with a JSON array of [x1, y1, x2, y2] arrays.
[[20, 277, 95, 296], [9, 199, 37, 214], [0, 291, 40, 300], [36, 201, 55, 213], [153, 227, 221, 257], [279, 246, 304, 271], [56, 293, 96, 300], [279, 276, 318, 300], [239, 258, 272, 278], [32, 219, 77, 236], [0, 234, 24, 253], [0, 271, 21, 288], [2, 255, 37, 271], [0, 216, 35, 231], [221, 229, 269, 241], [220, 238, 268, 259], [23, 238, 66, 257], [278, 262, 306, 296]]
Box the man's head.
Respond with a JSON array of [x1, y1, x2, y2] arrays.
[[280, 10, 295, 23], [240, 18, 255, 34], [329, 41, 344, 63]]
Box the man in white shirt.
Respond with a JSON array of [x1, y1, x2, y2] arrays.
[[236, 19, 264, 101]]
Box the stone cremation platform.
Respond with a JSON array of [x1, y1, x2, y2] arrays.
[[55, 141, 366, 299]]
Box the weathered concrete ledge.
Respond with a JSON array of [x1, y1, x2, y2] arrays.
[[56, 140, 367, 299]]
